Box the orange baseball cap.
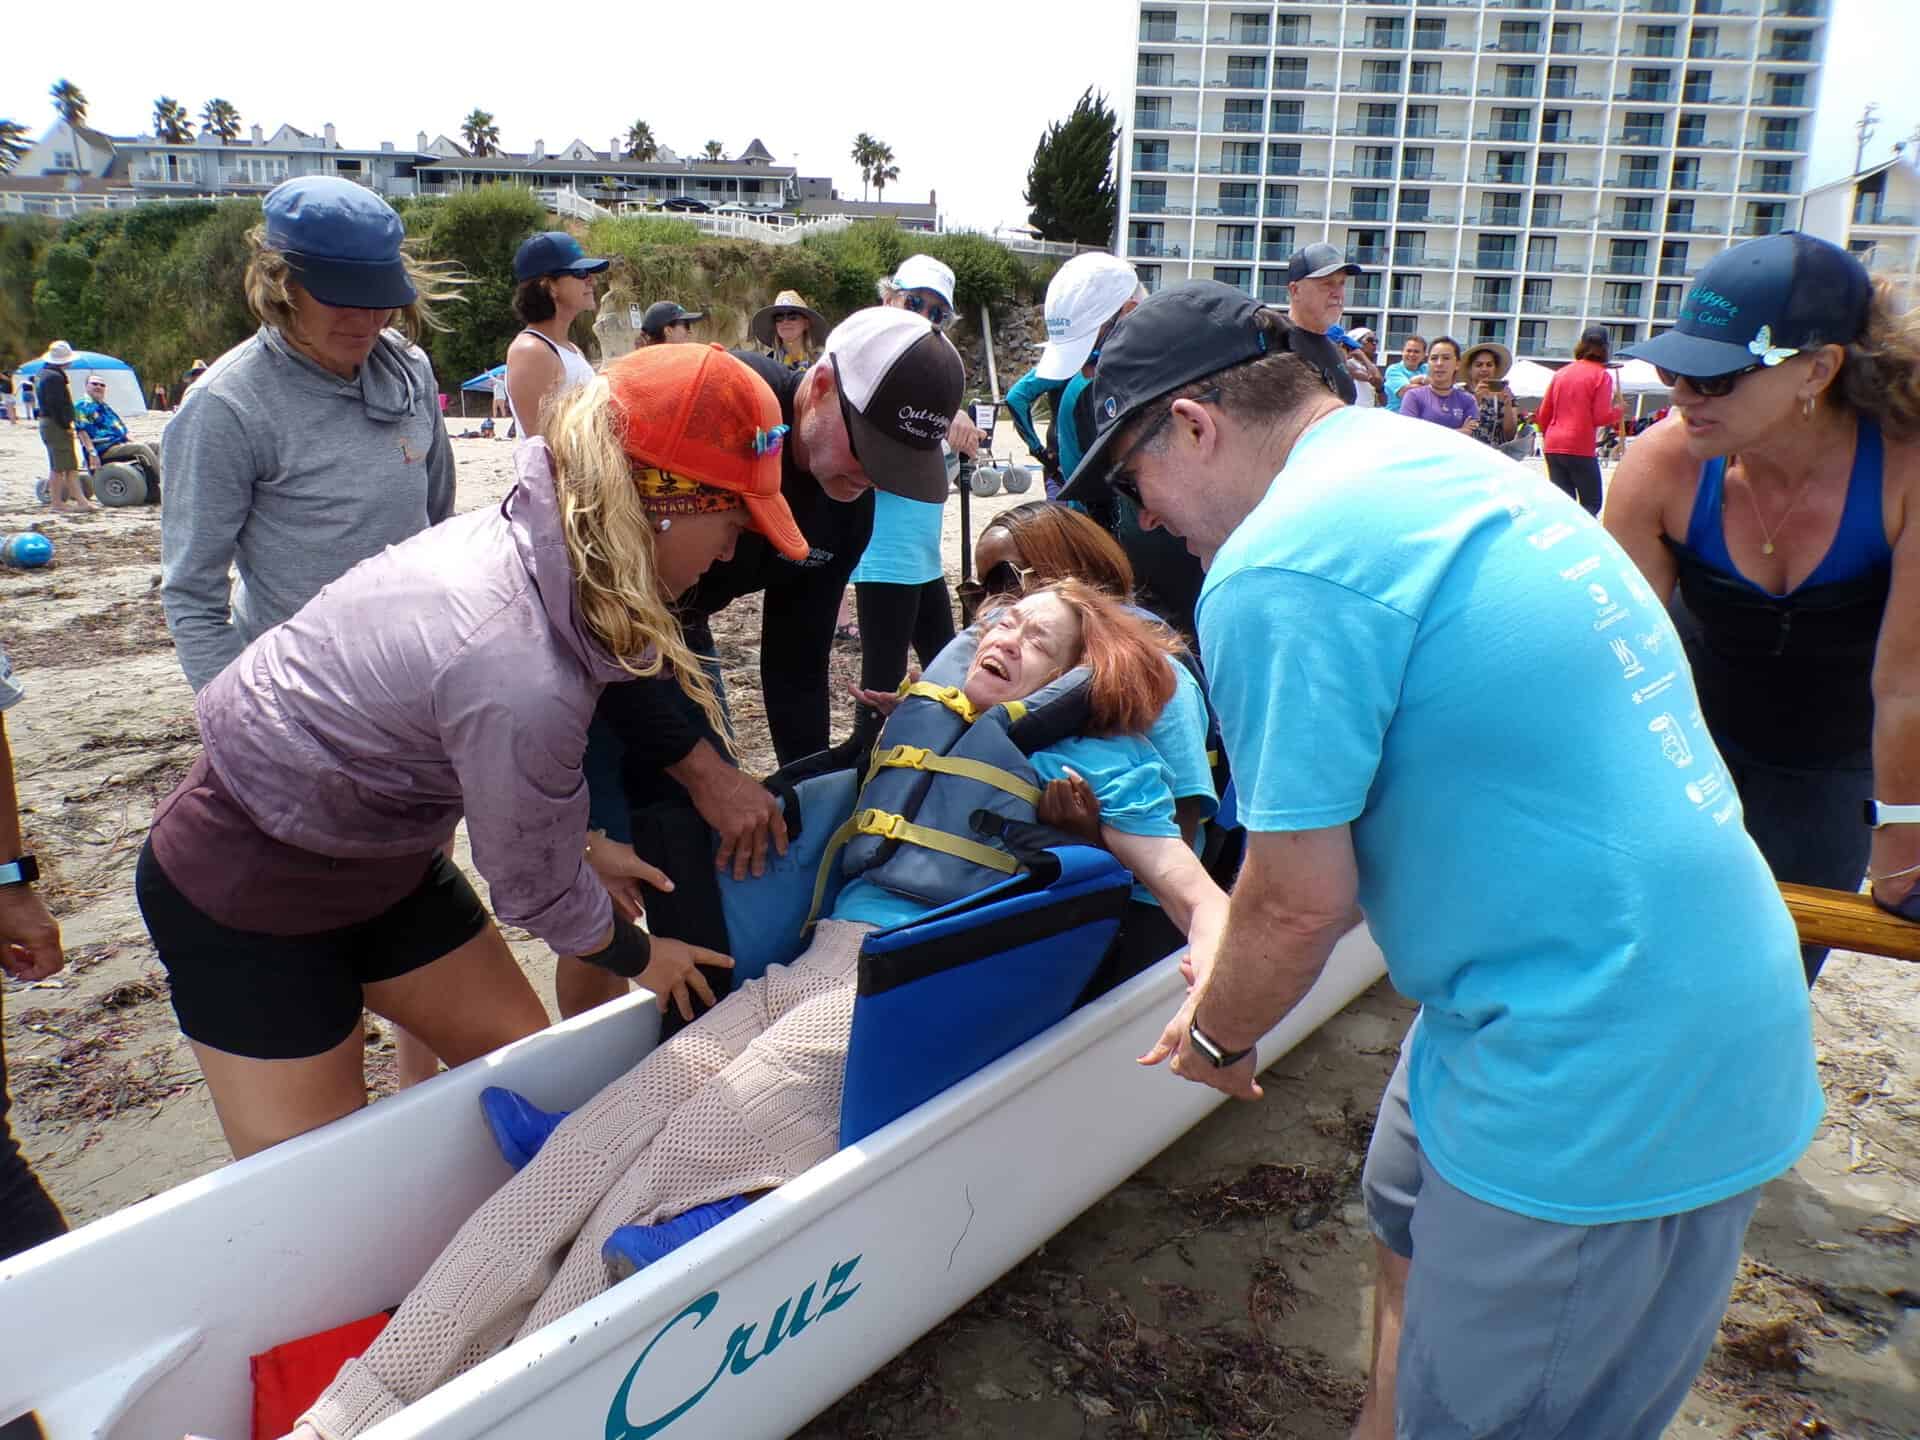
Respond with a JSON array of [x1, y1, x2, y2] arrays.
[[603, 344, 809, 561]]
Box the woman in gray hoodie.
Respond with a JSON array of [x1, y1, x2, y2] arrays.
[[136, 345, 811, 1159]]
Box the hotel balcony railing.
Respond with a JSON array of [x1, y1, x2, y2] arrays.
[[1126, 240, 1185, 259]]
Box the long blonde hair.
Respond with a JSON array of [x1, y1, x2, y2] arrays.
[[542, 376, 732, 746], [1838, 278, 1920, 441], [243, 225, 466, 339]]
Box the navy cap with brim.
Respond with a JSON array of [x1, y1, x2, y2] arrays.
[[285, 251, 416, 309], [642, 301, 707, 334], [1623, 327, 1760, 379]]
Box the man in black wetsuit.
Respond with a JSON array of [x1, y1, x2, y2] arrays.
[[558, 307, 964, 1017]]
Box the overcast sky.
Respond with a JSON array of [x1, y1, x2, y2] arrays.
[[4, 0, 1915, 231]]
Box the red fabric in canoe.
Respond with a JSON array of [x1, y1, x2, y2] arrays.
[[250, 1311, 391, 1439]]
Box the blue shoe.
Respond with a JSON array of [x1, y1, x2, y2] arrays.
[[603, 1195, 753, 1280], [479, 1086, 569, 1171]]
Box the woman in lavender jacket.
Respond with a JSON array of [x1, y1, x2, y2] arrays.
[[134, 345, 811, 1159]]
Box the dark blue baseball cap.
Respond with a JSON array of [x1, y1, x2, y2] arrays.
[[513, 230, 612, 283], [1626, 232, 1871, 380], [264, 176, 415, 310], [1057, 280, 1350, 506]]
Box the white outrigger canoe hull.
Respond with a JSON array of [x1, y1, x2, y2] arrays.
[[0, 927, 1385, 1440]]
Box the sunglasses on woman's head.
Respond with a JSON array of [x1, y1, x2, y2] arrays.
[[1654, 364, 1761, 399], [902, 294, 950, 327]]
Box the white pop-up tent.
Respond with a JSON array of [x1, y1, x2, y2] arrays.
[[17, 350, 148, 417], [1505, 359, 1557, 400]]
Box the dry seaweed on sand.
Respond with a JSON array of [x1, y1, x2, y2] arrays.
[[977, 1266, 1363, 1437], [12, 1038, 198, 1125], [1166, 1161, 1347, 1228]]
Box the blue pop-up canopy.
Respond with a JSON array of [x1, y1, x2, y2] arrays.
[[18, 350, 146, 416], [461, 364, 507, 393]]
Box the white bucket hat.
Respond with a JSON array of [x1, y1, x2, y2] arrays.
[[42, 340, 76, 366], [1035, 253, 1142, 381]]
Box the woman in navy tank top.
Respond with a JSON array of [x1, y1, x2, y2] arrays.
[[1606, 234, 1920, 982]]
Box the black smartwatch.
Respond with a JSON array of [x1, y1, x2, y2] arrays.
[[0, 855, 39, 888], [1188, 1019, 1254, 1068]]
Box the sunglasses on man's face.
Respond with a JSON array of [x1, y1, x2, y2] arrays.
[[902, 294, 950, 328], [1654, 364, 1762, 399]]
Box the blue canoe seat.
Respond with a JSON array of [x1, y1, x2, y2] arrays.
[[838, 845, 1133, 1146]]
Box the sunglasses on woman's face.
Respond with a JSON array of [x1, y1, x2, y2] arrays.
[[1654, 364, 1762, 399], [979, 560, 1034, 595], [774, 312, 804, 324], [902, 294, 950, 327]]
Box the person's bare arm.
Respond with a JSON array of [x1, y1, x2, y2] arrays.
[[0, 712, 62, 982], [1601, 414, 1692, 600], [1870, 438, 1920, 910], [1102, 827, 1226, 939], [1140, 826, 1359, 1100], [505, 334, 565, 440]]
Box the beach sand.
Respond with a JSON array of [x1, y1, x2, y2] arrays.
[[1, 409, 1914, 1439]]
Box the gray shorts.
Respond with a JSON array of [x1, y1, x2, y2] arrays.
[[1362, 1028, 1762, 1440]]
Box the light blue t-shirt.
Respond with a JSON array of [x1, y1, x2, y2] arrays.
[[850, 489, 945, 586], [834, 731, 1178, 930], [1199, 406, 1822, 1227], [1382, 360, 1427, 413]]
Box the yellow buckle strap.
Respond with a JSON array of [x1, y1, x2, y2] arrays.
[[855, 809, 1021, 876], [900, 681, 980, 723], [867, 746, 1042, 806]]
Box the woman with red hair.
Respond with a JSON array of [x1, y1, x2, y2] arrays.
[[288, 580, 1222, 1439]]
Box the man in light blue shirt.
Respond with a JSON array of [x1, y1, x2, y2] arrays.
[[1058, 282, 1822, 1440], [1381, 333, 1428, 413]]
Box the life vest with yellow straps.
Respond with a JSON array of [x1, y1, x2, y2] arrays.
[[810, 632, 1096, 923]]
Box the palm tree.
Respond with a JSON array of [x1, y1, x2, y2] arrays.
[[153, 97, 194, 144], [625, 120, 657, 161], [49, 79, 87, 127], [871, 143, 898, 202], [201, 98, 242, 143], [460, 108, 500, 157], [0, 120, 28, 174], [850, 132, 880, 201], [702, 140, 725, 161]]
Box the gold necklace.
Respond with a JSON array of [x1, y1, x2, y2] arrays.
[[1735, 472, 1814, 558]]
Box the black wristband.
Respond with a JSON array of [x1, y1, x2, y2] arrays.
[[581, 916, 652, 978]]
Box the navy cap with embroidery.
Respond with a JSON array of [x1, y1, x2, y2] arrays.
[[1626, 232, 1871, 380], [513, 230, 610, 283], [1057, 280, 1350, 506]]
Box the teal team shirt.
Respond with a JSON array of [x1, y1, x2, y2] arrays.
[[1199, 405, 1822, 1225], [834, 732, 1179, 931], [850, 489, 945, 586]]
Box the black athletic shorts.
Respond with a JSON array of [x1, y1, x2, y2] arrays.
[[134, 838, 489, 1060]]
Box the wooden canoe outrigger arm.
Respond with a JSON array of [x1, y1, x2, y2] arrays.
[[1781, 884, 1920, 963]]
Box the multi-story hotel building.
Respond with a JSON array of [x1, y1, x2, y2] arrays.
[[1119, 0, 1830, 359]]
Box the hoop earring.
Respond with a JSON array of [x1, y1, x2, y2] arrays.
[[1802, 396, 1815, 419]]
